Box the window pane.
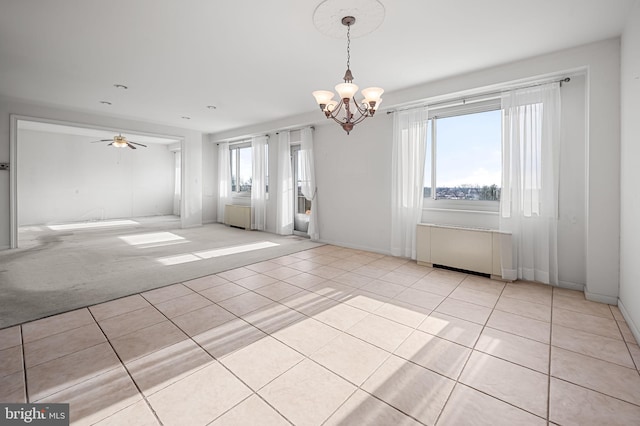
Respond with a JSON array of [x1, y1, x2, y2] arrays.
[[435, 110, 501, 201], [239, 146, 252, 192], [230, 148, 237, 192]]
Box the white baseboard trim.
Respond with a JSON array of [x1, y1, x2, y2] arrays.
[[558, 280, 585, 291], [317, 239, 393, 257], [618, 299, 640, 347], [584, 290, 618, 305]]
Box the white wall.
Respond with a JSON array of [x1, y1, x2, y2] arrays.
[[313, 118, 394, 252], [0, 96, 205, 248], [212, 38, 621, 301], [557, 75, 587, 289], [202, 140, 217, 224], [17, 129, 175, 225], [619, 1, 640, 341]]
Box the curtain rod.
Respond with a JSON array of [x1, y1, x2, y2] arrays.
[[386, 77, 570, 115], [216, 134, 269, 146], [276, 125, 314, 135]]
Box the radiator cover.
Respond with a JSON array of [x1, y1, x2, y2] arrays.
[[416, 223, 512, 281], [224, 204, 252, 230]]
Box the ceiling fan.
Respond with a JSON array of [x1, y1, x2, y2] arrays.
[[90, 133, 147, 149]]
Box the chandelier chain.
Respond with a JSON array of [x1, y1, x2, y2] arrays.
[[346, 22, 351, 70]]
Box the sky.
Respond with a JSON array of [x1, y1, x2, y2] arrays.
[[425, 109, 502, 188]]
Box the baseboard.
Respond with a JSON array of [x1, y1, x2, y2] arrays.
[[618, 299, 640, 347], [317, 238, 393, 257], [558, 280, 585, 291], [181, 223, 203, 229], [584, 290, 618, 305]]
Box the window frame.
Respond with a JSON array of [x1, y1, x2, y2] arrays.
[[230, 142, 252, 197], [423, 98, 502, 213]]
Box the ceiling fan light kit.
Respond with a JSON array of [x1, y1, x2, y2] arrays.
[[90, 134, 147, 149]]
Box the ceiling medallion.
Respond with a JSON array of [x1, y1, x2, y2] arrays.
[[312, 0, 385, 39]]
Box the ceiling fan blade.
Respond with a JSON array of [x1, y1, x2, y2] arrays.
[[107, 142, 113, 146], [127, 144, 137, 149], [90, 139, 112, 143], [128, 141, 147, 147]]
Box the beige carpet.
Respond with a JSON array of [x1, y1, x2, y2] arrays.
[[0, 216, 322, 328]]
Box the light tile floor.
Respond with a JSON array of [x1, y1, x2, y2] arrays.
[[2, 244, 640, 425]]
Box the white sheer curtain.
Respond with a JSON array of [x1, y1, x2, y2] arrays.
[[173, 151, 181, 216], [251, 135, 268, 230], [299, 127, 319, 241], [391, 107, 428, 259], [217, 142, 231, 223], [276, 131, 294, 235], [500, 82, 561, 284]]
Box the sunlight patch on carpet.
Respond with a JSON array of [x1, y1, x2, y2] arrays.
[[119, 232, 188, 248], [48, 220, 139, 231], [157, 241, 280, 266]]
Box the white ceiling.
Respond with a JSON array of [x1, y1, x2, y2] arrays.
[[0, 0, 634, 134]]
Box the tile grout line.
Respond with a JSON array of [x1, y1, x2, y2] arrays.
[[548, 292, 640, 413], [432, 274, 498, 425], [612, 304, 640, 372], [157, 287, 301, 426], [547, 287, 555, 424], [317, 274, 437, 426], [200, 254, 431, 425], [87, 307, 165, 426], [346, 272, 525, 424], [437, 280, 551, 424], [19, 325, 29, 403], [552, 375, 640, 408]]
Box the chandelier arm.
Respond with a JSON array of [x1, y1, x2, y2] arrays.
[[352, 98, 370, 115], [327, 115, 349, 126], [350, 110, 370, 126], [325, 99, 345, 119]]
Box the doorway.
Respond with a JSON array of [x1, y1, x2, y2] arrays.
[[10, 118, 183, 248], [291, 144, 311, 236]]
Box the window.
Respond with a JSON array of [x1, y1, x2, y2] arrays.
[[265, 143, 269, 195], [291, 145, 311, 215], [230, 144, 252, 194], [424, 101, 502, 207]]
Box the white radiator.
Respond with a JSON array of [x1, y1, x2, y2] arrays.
[[416, 223, 512, 280], [224, 204, 252, 230]]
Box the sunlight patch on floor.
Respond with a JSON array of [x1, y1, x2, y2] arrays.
[[119, 232, 188, 248], [48, 220, 139, 231], [157, 241, 280, 266]]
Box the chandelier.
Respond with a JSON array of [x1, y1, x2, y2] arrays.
[[312, 16, 383, 135]]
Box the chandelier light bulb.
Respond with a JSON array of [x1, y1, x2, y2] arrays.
[[312, 90, 335, 107], [112, 135, 128, 148], [335, 82, 359, 100], [362, 87, 384, 104]]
